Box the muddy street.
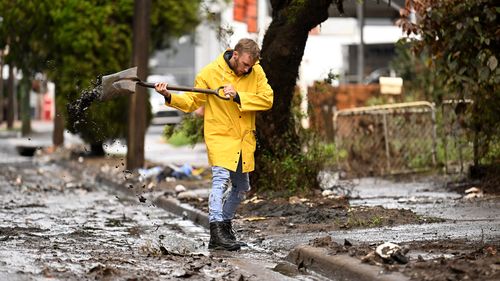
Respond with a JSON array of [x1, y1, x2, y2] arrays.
[[0, 158, 327, 281], [0, 161, 214, 280]]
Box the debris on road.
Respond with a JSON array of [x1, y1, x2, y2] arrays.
[[464, 186, 484, 199], [175, 184, 187, 193], [375, 242, 409, 264]]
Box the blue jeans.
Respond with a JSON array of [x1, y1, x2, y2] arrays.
[[209, 159, 250, 223]]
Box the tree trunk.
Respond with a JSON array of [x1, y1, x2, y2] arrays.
[[21, 76, 31, 136], [53, 83, 64, 146], [126, 0, 151, 170], [257, 0, 334, 156], [7, 64, 15, 129], [252, 1, 340, 191], [90, 142, 105, 156]]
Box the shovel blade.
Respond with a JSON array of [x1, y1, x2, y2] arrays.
[[100, 67, 139, 101]]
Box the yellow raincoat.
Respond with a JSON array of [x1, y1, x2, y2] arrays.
[[166, 50, 274, 172]]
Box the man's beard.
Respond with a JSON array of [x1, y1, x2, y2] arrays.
[[233, 58, 243, 76], [234, 59, 241, 76]]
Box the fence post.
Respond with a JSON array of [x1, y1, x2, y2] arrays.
[[382, 111, 391, 174], [442, 104, 449, 173], [333, 111, 339, 171], [431, 104, 437, 166]]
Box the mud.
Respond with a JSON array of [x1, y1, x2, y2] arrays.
[[66, 78, 102, 132], [179, 195, 443, 238], [309, 236, 500, 281]]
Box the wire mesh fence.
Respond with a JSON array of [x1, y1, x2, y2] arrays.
[[334, 101, 437, 178], [439, 99, 474, 174]]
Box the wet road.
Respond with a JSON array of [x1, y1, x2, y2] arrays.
[[347, 177, 499, 221], [0, 161, 223, 280], [265, 176, 500, 251]]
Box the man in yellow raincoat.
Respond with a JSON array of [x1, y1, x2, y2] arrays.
[[155, 38, 273, 251]]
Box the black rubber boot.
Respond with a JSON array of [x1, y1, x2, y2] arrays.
[[208, 222, 240, 251], [222, 220, 247, 247]]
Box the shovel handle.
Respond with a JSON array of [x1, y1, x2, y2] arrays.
[[138, 81, 229, 100]]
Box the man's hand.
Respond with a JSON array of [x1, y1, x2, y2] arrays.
[[223, 84, 237, 98], [155, 82, 171, 100]]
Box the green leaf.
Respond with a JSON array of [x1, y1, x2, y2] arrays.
[[478, 66, 490, 81], [487, 55, 498, 71], [458, 66, 467, 75]]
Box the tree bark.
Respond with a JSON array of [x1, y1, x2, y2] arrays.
[[257, 0, 334, 156], [53, 83, 64, 146], [90, 142, 105, 156], [7, 64, 15, 129], [21, 76, 31, 136], [126, 0, 151, 170]]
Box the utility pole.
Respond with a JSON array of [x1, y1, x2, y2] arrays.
[[127, 0, 151, 170]]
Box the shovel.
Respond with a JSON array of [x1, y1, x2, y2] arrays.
[[100, 66, 229, 101]]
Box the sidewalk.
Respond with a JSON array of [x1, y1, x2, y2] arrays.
[[0, 120, 84, 148]]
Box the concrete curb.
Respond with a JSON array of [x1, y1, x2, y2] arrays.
[[154, 196, 209, 229], [92, 172, 210, 228], [287, 245, 409, 281]]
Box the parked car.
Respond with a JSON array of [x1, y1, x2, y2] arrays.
[[147, 75, 184, 125]]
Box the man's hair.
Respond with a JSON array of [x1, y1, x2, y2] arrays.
[[234, 38, 260, 61]]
